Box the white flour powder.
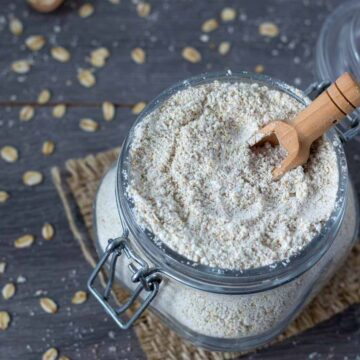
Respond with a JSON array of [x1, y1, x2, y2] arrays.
[[128, 81, 339, 270]]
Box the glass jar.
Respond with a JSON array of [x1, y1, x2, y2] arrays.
[[88, 71, 359, 352], [316, 0, 360, 82], [315, 0, 360, 141]]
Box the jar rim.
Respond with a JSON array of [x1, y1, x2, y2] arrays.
[[116, 71, 348, 294], [316, 0, 360, 81]]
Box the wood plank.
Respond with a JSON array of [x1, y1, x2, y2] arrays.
[[0, 106, 143, 359], [248, 305, 360, 359], [2, 0, 360, 359], [0, 0, 341, 104]]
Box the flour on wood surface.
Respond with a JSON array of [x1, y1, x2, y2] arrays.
[[128, 81, 339, 270]]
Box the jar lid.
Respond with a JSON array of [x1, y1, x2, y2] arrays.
[[316, 0, 360, 81]]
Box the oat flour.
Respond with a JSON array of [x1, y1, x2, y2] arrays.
[[128, 81, 339, 270]]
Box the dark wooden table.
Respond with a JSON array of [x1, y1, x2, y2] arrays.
[[1, 0, 360, 359]]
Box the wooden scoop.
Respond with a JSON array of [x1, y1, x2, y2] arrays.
[[251, 72, 360, 179]]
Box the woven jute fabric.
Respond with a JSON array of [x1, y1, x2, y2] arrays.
[[51, 148, 360, 360]]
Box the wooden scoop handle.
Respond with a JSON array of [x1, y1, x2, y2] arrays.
[[293, 72, 360, 145]]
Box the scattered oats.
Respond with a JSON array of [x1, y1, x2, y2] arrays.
[[59, 356, 70, 360], [259, 22, 279, 37], [131, 47, 146, 64], [51, 46, 71, 62], [79, 118, 99, 132], [102, 101, 115, 121], [0, 262, 6, 274], [40, 297, 58, 314], [42, 223, 55, 240], [132, 101, 146, 114], [15, 234, 35, 248], [78, 3, 94, 18], [52, 104, 66, 118], [9, 17, 23, 36], [38, 89, 51, 104], [182, 47, 202, 63], [0, 191, 9, 203], [71, 291, 87, 304], [255, 64, 265, 73], [78, 69, 96, 88], [201, 18, 219, 33], [23, 171, 43, 186], [92, 47, 110, 58], [2, 283, 15, 300], [20, 105, 35, 121], [11, 60, 31, 74], [0, 311, 10, 330], [42, 140, 55, 155], [218, 41, 231, 55], [1, 146, 19, 163], [221, 8, 236, 22], [137, 2, 151, 17], [26, 35, 46, 51], [42, 347, 58, 360], [90, 47, 110, 67], [90, 56, 104, 67]]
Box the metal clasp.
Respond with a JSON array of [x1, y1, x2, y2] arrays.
[[304, 80, 360, 142], [304, 80, 331, 99], [87, 234, 162, 330]]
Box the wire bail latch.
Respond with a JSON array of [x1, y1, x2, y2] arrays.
[[88, 234, 162, 330], [304, 80, 360, 142]]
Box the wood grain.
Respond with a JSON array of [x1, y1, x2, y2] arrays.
[[1, 0, 359, 359]]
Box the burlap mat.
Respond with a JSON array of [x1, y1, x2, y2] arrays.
[[51, 148, 360, 360]]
